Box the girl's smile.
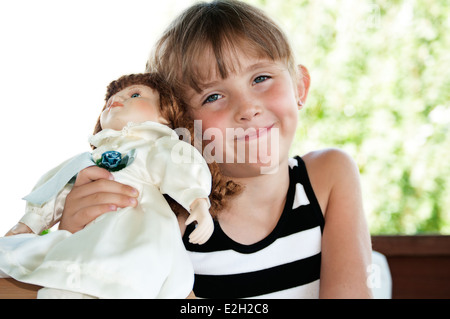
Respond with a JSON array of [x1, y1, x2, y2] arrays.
[[234, 123, 275, 141]]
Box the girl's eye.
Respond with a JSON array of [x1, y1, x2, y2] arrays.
[[203, 93, 223, 104], [131, 93, 141, 98], [253, 75, 270, 84]]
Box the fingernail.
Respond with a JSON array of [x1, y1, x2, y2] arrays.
[[130, 188, 139, 196], [129, 198, 137, 206]]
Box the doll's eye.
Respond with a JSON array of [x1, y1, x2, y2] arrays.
[[131, 93, 141, 98]]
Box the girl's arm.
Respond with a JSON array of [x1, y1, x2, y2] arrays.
[[305, 149, 373, 298], [58, 166, 139, 233]]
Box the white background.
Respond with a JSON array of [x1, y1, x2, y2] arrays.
[[0, 0, 195, 235]]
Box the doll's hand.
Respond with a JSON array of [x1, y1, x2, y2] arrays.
[[4, 222, 33, 236], [59, 166, 139, 233], [185, 198, 214, 245]]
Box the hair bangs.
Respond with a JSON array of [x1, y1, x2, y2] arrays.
[[149, 0, 296, 95], [183, 22, 292, 93]]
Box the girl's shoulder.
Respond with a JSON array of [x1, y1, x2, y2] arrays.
[[301, 148, 360, 216], [302, 147, 357, 171]]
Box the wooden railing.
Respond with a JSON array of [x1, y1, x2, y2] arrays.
[[371, 235, 450, 299], [1, 235, 449, 299]]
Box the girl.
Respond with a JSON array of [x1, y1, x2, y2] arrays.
[[9, 0, 372, 298]]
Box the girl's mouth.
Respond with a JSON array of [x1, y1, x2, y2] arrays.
[[236, 124, 275, 141]]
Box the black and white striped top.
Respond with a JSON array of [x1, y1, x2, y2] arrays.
[[182, 156, 325, 298]]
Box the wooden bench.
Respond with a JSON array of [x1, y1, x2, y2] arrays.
[[0, 278, 40, 299], [1, 235, 449, 299]]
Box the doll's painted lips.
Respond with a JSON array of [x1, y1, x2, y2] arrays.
[[108, 101, 123, 110], [109, 101, 124, 109]]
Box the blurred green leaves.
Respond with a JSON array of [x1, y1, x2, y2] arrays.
[[251, 0, 450, 234]]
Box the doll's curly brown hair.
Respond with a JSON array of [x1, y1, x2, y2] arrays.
[[93, 73, 242, 218]]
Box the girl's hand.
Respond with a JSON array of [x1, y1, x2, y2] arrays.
[[59, 166, 139, 233], [185, 198, 214, 245]]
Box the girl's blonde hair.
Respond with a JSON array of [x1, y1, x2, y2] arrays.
[[147, 0, 298, 95], [93, 73, 241, 217]]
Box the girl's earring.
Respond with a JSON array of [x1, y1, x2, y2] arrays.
[[298, 100, 304, 109]]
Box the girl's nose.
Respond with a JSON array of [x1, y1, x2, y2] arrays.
[[234, 97, 262, 122]]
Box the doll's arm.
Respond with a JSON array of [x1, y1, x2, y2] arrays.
[[147, 137, 212, 207], [5, 183, 73, 236], [185, 198, 214, 244], [4, 222, 33, 236], [4, 155, 78, 236], [23, 184, 73, 234], [5, 152, 99, 236], [147, 137, 214, 244]]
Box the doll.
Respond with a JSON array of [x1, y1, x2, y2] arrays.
[[0, 73, 239, 298]]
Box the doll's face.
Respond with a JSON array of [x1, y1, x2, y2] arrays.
[[100, 84, 168, 130]]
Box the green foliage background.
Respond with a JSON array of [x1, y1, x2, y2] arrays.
[[249, 0, 450, 234]]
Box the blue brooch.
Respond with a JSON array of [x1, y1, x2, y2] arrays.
[[96, 150, 136, 172]]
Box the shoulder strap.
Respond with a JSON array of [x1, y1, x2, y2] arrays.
[[293, 156, 325, 233]]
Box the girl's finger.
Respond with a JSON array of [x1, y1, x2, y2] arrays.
[[74, 166, 113, 187], [71, 178, 138, 200]]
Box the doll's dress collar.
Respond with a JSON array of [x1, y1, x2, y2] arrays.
[[89, 121, 179, 149]]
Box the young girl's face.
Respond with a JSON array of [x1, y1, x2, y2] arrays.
[[100, 85, 167, 131], [184, 48, 302, 178]]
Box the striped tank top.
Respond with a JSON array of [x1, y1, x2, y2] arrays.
[[182, 156, 325, 298]]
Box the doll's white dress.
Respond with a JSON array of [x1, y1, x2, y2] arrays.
[[0, 121, 211, 298]]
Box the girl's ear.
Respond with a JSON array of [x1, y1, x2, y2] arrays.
[[296, 64, 311, 107]]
